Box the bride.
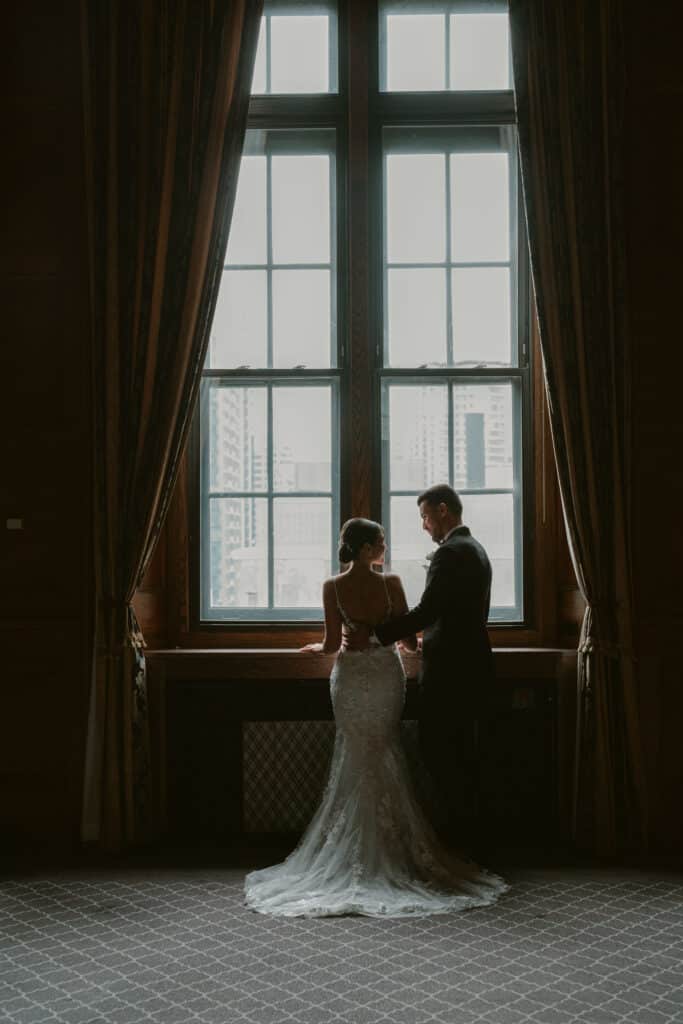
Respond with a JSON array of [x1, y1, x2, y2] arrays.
[[244, 518, 509, 917]]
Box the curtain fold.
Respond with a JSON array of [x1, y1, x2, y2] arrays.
[[81, 0, 263, 850], [510, 1, 648, 855]]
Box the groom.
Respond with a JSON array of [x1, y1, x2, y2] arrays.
[[373, 484, 494, 849]]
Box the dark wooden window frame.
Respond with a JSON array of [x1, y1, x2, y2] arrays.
[[160, 0, 563, 650]]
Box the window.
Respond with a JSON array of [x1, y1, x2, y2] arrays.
[[381, 125, 524, 619], [196, 0, 529, 626], [252, 1, 339, 94], [380, 2, 511, 92], [200, 125, 340, 621]]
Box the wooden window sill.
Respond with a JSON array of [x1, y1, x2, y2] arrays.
[[146, 646, 576, 682]]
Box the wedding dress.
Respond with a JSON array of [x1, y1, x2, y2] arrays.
[[244, 578, 509, 918]]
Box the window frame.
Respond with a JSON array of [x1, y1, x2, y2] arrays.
[[182, 0, 548, 642]]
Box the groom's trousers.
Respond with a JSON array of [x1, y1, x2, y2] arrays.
[[418, 684, 489, 845]]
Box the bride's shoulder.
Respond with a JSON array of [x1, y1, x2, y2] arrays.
[[323, 573, 346, 590], [325, 571, 348, 584]]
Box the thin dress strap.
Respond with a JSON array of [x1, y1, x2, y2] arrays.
[[333, 577, 356, 631]]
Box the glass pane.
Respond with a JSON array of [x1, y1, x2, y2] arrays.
[[463, 492, 516, 610], [389, 495, 435, 609], [273, 387, 331, 492], [209, 387, 268, 493], [272, 155, 330, 264], [387, 269, 446, 366], [386, 154, 446, 264], [273, 269, 331, 368], [451, 267, 511, 365], [451, 153, 510, 264], [271, 16, 330, 94], [274, 498, 331, 607], [208, 270, 267, 369], [385, 15, 445, 92], [450, 14, 511, 91], [225, 156, 267, 266], [452, 383, 514, 490], [388, 385, 449, 491], [209, 497, 268, 608], [251, 19, 267, 94]]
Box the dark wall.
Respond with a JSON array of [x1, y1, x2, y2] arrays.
[[1, 4, 681, 855], [1, 5, 91, 852], [625, 1, 683, 854]]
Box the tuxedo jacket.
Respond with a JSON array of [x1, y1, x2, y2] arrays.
[[376, 525, 494, 712]]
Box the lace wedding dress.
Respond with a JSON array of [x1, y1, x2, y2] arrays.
[[244, 581, 509, 918]]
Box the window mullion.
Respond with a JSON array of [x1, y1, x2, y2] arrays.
[[267, 384, 274, 611], [266, 154, 274, 369], [445, 150, 454, 367], [448, 380, 455, 485]]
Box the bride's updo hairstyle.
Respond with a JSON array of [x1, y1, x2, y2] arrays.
[[338, 518, 383, 564]]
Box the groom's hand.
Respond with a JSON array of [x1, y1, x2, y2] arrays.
[[398, 636, 422, 653]]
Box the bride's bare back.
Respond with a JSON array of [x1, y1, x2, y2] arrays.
[[322, 569, 416, 652]]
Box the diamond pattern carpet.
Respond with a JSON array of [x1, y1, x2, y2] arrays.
[[1, 868, 682, 1024]]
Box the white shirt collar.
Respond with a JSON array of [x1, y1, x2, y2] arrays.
[[441, 525, 463, 544]]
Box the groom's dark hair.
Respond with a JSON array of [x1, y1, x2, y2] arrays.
[[417, 484, 462, 518]]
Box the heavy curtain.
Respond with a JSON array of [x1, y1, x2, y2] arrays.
[[81, 0, 263, 850], [510, 1, 648, 854]]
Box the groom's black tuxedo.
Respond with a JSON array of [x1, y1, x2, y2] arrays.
[[375, 525, 494, 705], [375, 525, 494, 842]]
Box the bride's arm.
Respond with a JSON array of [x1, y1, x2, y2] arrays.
[[389, 576, 418, 651], [301, 579, 342, 653]]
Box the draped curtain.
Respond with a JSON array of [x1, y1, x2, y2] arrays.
[[510, 1, 648, 854], [81, 0, 263, 850]]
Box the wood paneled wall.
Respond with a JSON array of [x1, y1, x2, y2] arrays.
[[1, 4, 91, 853]]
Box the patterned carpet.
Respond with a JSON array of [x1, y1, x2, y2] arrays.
[[1, 867, 682, 1024]]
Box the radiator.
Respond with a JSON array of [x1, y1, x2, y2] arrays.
[[242, 720, 423, 832]]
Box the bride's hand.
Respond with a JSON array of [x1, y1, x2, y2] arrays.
[[300, 642, 324, 653]]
